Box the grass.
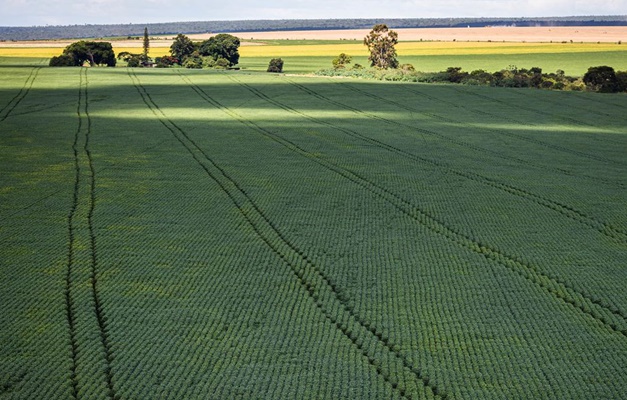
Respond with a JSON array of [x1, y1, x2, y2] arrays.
[[1, 65, 626, 399]]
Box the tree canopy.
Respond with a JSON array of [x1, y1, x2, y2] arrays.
[[198, 34, 240, 67], [49, 41, 116, 67], [169, 34, 196, 62], [364, 24, 399, 69], [583, 66, 620, 92]]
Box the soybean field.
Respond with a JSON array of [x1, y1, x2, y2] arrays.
[[1, 66, 626, 399]]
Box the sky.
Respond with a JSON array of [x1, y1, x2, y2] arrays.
[[1, 0, 626, 27]]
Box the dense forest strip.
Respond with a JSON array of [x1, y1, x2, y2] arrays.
[[248, 76, 627, 244], [129, 69, 445, 400], [0, 67, 40, 122], [181, 73, 627, 336]]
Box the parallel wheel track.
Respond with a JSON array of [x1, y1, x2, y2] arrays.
[[264, 77, 627, 244], [129, 69, 447, 399], [0, 67, 41, 122], [196, 73, 627, 337], [66, 68, 116, 400]]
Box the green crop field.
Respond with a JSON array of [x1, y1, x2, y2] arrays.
[[1, 65, 626, 399]]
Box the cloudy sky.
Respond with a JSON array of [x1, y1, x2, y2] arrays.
[[1, 0, 626, 27]]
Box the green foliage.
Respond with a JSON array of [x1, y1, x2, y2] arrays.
[[364, 24, 399, 69], [118, 51, 142, 67], [182, 51, 203, 69], [50, 41, 116, 67], [616, 70, 627, 92], [48, 54, 75, 66], [142, 27, 150, 63], [155, 55, 179, 68], [267, 58, 284, 73], [170, 34, 195, 63], [198, 34, 240, 67], [317, 64, 626, 92], [583, 66, 620, 92], [332, 53, 352, 70]]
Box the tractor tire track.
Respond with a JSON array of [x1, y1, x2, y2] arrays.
[[0, 67, 41, 122], [65, 67, 83, 400], [66, 68, 116, 400], [83, 69, 116, 400], [187, 74, 627, 338], [130, 69, 446, 400], [258, 77, 627, 244]]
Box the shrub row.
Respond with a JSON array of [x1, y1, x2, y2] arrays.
[[316, 65, 627, 93]]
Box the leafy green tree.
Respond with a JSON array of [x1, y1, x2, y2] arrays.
[[183, 51, 203, 69], [170, 34, 195, 63], [364, 24, 399, 69], [51, 41, 116, 67], [118, 51, 142, 67], [584, 66, 619, 92], [198, 34, 240, 66], [267, 58, 284, 73], [332, 53, 352, 69], [142, 27, 150, 63]]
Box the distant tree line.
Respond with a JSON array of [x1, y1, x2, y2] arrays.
[[2, 16, 626, 41]]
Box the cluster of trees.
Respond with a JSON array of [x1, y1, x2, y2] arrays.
[[49, 41, 116, 66], [117, 28, 151, 67], [155, 33, 240, 68]]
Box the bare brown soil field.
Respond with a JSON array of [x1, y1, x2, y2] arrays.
[[224, 26, 627, 43]]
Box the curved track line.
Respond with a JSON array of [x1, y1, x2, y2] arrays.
[[130, 69, 446, 400], [0, 67, 41, 122], [253, 77, 627, 244], [194, 74, 627, 337]]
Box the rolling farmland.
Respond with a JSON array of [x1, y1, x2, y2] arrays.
[[1, 66, 626, 399]]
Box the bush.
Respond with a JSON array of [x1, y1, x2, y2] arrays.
[[267, 58, 284, 73], [583, 66, 619, 93], [332, 53, 352, 70], [49, 54, 75, 67], [615, 71, 627, 92], [155, 55, 179, 68], [214, 58, 230, 69]]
